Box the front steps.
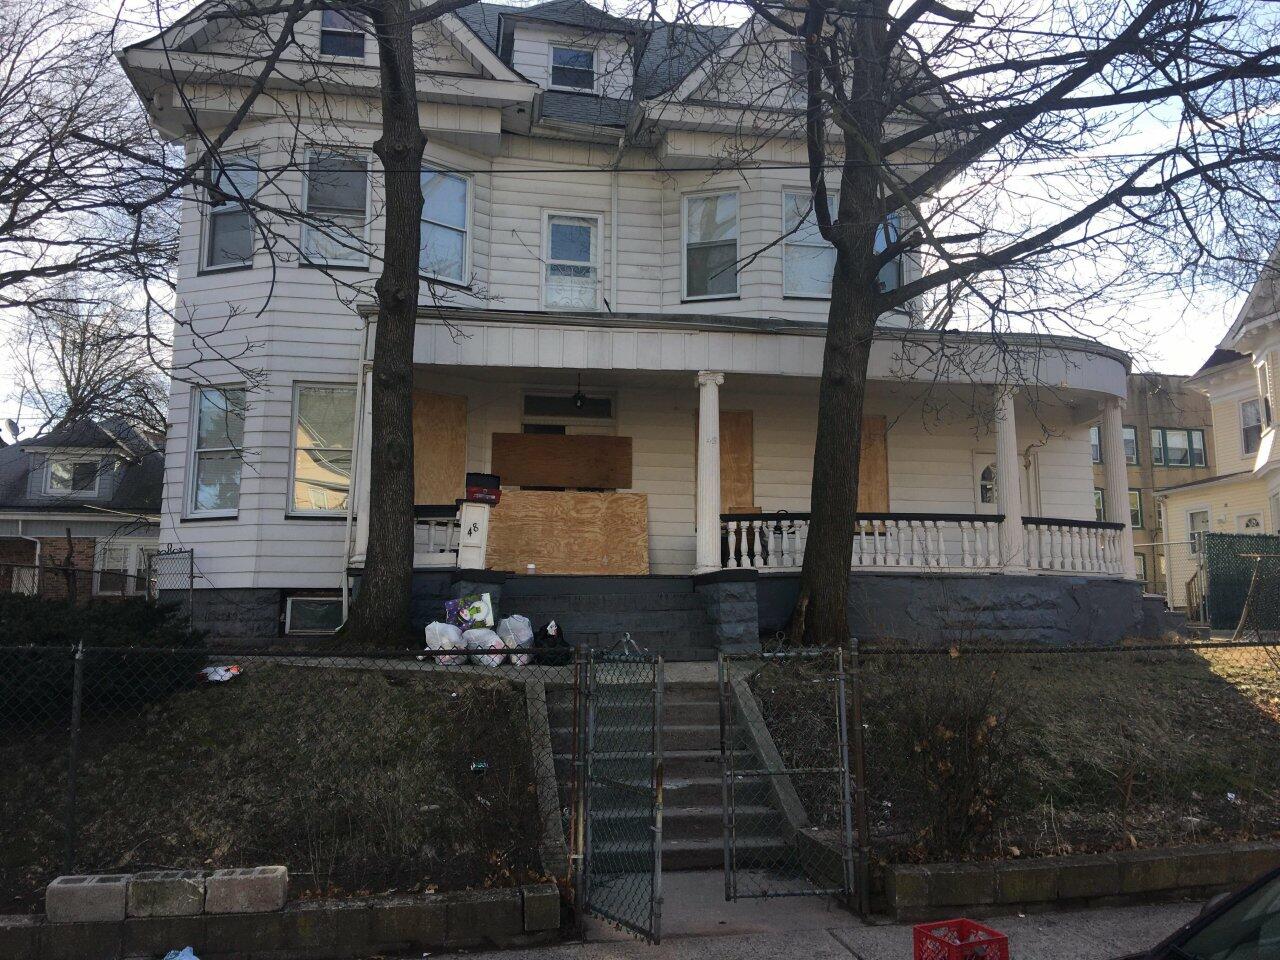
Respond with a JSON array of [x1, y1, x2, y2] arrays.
[[546, 680, 790, 872]]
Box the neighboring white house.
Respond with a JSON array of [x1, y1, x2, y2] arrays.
[[120, 0, 1148, 644]]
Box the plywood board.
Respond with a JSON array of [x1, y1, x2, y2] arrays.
[[413, 390, 468, 505], [491, 433, 632, 490], [695, 410, 756, 511], [486, 490, 649, 574], [858, 415, 889, 512]]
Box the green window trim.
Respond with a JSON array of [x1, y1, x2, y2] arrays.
[[1150, 427, 1207, 468]]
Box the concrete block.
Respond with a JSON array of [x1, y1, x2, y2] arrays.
[[1176, 845, 1237, 889], [203, 865, 287, 914], [995, 860, 1059, 904], [203, 911, 287, 953], [1118, 850, 1180, 894], [888, 866, 930, 910], [127, 870, 205, 917], [122, 914, 205, 957], [522, 884, 560, 932], [1231, 841, 1280, 884], [0, 915, 40, 960], [42, 921, 122, 960], [1057, 855, 1120, 901], [446, 889, 522, 947], [46, 875, 129, 924], [370, 895, 446, 948], [929, 864, 995, 906]]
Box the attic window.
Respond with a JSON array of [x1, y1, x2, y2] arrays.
[[45, 457, 101, 497], [550, 46, 594, 91], [320, 10, 365, 58]]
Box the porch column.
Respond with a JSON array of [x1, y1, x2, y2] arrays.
[[994, 387, 1027, 571], [1100, 396, 1138, 579], [352, 369, 373, 561], [695, 371, 725, 573]]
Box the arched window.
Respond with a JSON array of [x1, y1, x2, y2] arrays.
[[979, 463, 998, 504]]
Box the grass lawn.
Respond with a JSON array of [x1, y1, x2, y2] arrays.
[[0, 662, 546, 913]]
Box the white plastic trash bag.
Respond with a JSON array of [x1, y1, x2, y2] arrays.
[[464, 627, 506, 667], [425, 621, 465, 665], [162, 950, 200, 960], [497, 615, 534, 666]]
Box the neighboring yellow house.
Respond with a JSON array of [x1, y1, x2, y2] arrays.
[[1157, 256, 1280, 610]]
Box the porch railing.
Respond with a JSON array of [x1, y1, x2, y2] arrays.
[[721, 512, 1126, 576], [414, 504, 462, 567]]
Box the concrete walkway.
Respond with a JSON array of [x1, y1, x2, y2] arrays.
[[466, 872, 1203, 960]]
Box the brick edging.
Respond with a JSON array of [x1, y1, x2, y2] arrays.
[[887, 841, 1280, 921], [0, 883, 561, 960]]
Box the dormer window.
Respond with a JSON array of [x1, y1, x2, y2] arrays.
[[45, 456, 101, 497], [550, 46, 595, 91], [320, 10, 365, 58]]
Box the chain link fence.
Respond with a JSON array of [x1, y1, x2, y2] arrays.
[[854, 638, 1280, 885], [0, 645, 583, 917]]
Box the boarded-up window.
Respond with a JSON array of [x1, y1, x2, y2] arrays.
[[858, 416, 889, 512], [491, 433, 632, 490], [413, 390, 468, 504]]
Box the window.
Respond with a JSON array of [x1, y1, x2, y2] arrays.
[[1090, 425, 1102, 464], [1093, 488, 1105, 522], [1129, 489, 1143, 528], [523, 393, 614, 421], [1189, 508, 1210, 552], [93, 541, 153, 596], [190, 386, 245, 516], [788, 48, 807, 88], [1134, 552, 1147, 586], [543, 213, 601, 309], [45, 457, 101, 497], [420, 170, 469, 283], [979, 464, 997, 505], [285, 596, 344, 634], [874, 213, 902, 292], [783, 190, 836, 297], [1151, 428, 1206, 467], [1241, 398, 1263, 456], [1123, 426, 1138, 465], [320, 10, 365, 57], [302, 151, 369, 265], [550, 46, 594, 90], [684, 192, 739, 299], [203, 155, 258, 269], [290, 384, 356, 514]]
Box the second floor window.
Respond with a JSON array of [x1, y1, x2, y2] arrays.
[[783, 190, 836, 297], [684, 192, 738, 299], [1152, 427, 1206, 468], [544, 213, 601, 309], [1129, 489, 1144, 528], [204, 155, 258, 269], [303, 151, 369, 266], [550, 46, 594, 90], [1090, 425, 1102, 463], [320, 10, 365, 58], [45, 457, 101, 497], [420, 170, 469, 283], [291, 384, 356, 514], [1123, 426, 1138, 464], [1241, 397, 1263, 455], [190, 386, 246, 516]]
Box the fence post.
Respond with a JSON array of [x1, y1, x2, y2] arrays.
[[63, 641, 85, 874], [846, 639, 872, 917], [571, 646, 589, 937]]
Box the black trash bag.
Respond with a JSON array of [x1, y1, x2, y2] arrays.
[[534, 619, 573, 665]]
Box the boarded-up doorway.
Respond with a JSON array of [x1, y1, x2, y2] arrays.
[[697, 410, 756, 512], [413, 390, 468, 504]]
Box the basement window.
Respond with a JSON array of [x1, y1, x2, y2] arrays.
[[285, 596, 344, 635]]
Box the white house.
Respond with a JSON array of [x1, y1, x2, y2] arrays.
[[120, 0, 1168, 649]]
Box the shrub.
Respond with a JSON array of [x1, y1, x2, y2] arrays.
[[0, 595, 205, 720]]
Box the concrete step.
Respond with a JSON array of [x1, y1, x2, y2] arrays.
[[552, 723, 720, 754], [585, 804, 777, 842], [547, 698, 720, 727], [570, 631, 718, 659]]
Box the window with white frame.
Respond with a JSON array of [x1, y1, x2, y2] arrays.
[[1151, 427, 1206, 467], [290, 384, 356, 514], [543, 213, 602, 309], [550, 46, 594, 90], [1151, 427, 1164, 465], [302, 150, 369, 265], [1093, 488, 1105, 522], [190, 386, 246, 516], [1129, 489, 1143, 528], [874, 213, 902, 292], [1242, 397, 1263, 456], [319, 10, 365, 57], [783, 190, 836, 297], [1123, 425, 1138, 464], [45, 457, 102, 497], [203, 154, 258, 269], [93, 541, 154, 596], [788, 47, 807, 88], [1189, 508, 1210, 552], [420, 170, 469, 283], [1134, 552, 1148, 586], [1090, 425, 1102, 463], [684, 192, 738, 299]]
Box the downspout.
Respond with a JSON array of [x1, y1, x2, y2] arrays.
[[341, 320, 373, 621]]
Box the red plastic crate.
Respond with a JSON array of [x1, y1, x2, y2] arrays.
[[913, 918, 1010, 960]]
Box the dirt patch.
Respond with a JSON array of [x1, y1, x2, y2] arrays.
[[0, 663, 546, 913]]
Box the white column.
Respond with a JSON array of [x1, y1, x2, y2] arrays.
[[352, 369, 374, 562], [994, 387, 1027, 571], [1100, 396, 1137, 579], [695, 371, 725, 573]]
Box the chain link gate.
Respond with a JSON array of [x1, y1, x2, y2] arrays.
[[718, 648, 860, 906], [146, 548, 194, 613], [576, 650, 664, 943]]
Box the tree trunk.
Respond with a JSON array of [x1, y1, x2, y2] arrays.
[[343, 0, 425, 645], [788, 243, 879, 645]]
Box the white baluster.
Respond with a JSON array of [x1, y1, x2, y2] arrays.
[[765, 520, 777, 569], [725, 521, 738, 567], [798, 519, 808, 567], [751, 520, 764, 569]]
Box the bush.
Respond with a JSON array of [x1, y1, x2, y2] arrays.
[[0, 595, 205, 720]]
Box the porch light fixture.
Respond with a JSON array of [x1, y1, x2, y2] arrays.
[[572, 375, 587, 410]]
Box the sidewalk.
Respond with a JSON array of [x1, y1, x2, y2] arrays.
[[467, 872, 1203, 960]]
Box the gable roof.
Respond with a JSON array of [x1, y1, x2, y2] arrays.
[[499, 0, 633, 34], [1194, 348, 1249, 376]]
